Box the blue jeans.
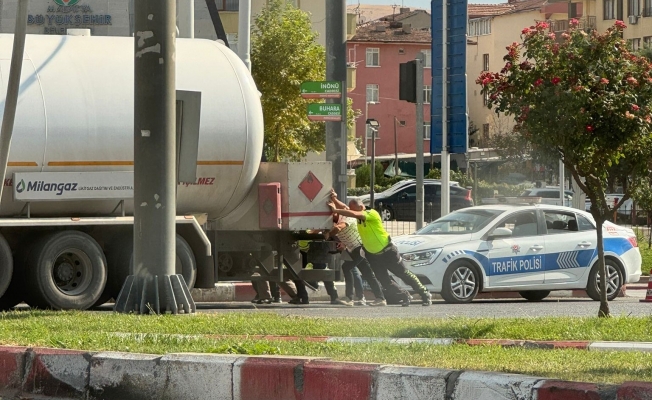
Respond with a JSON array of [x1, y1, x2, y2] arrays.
[[345, 246, 385, 300]]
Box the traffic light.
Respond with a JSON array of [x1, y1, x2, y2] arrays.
[[399, 61, 417, 103]]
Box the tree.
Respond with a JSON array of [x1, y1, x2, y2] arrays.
[[479, 20, 652, 317], [251, 0, 326, 161]]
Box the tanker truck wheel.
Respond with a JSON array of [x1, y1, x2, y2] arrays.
[[26, 231, 107, 310], [175, 235, 197, 289], [105, 234, 197, 300], [0, 233, 13, 300]]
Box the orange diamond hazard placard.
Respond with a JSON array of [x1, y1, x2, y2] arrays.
[[298, 171, 323, 202]]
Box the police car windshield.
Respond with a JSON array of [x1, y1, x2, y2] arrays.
[[416, 209, 503, 235]]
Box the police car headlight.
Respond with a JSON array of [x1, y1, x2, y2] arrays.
[[402, 249, 442, 267]]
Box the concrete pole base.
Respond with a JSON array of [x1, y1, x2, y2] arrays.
[[114, 274, 196, 314]]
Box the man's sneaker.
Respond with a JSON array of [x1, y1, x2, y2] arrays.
[[289, 297, 309, 305], [421, 292, 432, 306], [256, 298, 272, 304], [250, 295, 259, 304], [354, 297, 367, 306], [368, 298, 387, 307], [272, 297, 283, 304], [400, 292, 412, 307], [332, 297, 354, 306]]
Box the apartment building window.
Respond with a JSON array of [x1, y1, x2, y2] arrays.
[[482, 54, 489, 71], [468, 18, 491, 36], [216, 0, 239, 11], [482, 123, 490, 139], [644, 0, 652, 16], [366, 84, 379, 103], [366, 48, 380, 67], [483, 90, 489, 106], [423, 122, 432, 140], [423, 85, 432, 104], [629, 38, 641, 50], [421, 49, 432, 68], [605, 0, 616, 19], [644, 36, 652, 48], [629, 0, 640, 15]]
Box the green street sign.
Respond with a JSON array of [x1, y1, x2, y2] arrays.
[[301, 81, 342, 99], [307, 103, 342, 122]]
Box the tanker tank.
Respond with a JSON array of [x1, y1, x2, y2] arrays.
[[0, 34, 264, 219]]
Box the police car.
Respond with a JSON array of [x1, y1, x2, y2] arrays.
[[394, 204, 642, 303]]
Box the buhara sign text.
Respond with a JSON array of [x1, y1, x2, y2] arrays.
[[28, 3, 112, 35]]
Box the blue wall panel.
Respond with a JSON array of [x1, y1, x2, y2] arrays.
[[431, 0, 468, 154]]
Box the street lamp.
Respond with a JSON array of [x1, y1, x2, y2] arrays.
[[364, 101, 376, 163], [366, 118, 380, 207]]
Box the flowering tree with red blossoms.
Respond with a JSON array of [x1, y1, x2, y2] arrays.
[[478, 20, 652, 317]]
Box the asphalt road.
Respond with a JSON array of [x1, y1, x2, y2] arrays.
[[194, 294, 652, 319]]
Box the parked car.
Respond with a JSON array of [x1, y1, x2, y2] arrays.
[[355, 179, 473, 221], [585, 194, 634, 214], [393, 204, 641, 303], [519, 187, 573, 207]]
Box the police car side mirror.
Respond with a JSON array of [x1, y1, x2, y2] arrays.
[[488, 227, 512, 240]]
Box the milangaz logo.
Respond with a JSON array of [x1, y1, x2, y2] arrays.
[[54, 0, 81, 6], [25, 180, 78, 195]]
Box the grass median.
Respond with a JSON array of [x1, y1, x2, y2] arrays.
[[1, 310, 652, 384]]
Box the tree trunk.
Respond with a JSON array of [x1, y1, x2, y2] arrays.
[[596, 217, 610, 317]]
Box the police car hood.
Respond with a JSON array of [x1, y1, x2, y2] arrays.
[[393, 234, 475, 253]]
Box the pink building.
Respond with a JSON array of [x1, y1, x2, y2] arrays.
[[347, 9, 432, 158]]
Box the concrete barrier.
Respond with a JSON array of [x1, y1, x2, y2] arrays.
[[0, 346, 651, 399]]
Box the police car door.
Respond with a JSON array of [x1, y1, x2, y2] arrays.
[[542, 210, 596, 284], [485, 210, 545, 288]]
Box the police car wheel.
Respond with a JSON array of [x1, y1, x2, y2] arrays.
[[518, 290, 550, 302], [586, 259, 623, 301], [441, 261, 479, 303]]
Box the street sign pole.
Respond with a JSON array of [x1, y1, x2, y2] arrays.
[[325, 0, 348, 201]]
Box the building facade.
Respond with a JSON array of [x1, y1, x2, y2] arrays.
[[0, 0, 331, 46], [347, 9, 433, 158]]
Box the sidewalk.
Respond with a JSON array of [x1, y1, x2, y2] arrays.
[[190, 279, 650, 303], [1, 345, 651, 400]]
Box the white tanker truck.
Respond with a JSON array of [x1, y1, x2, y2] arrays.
[[0, 33, 336, 310]]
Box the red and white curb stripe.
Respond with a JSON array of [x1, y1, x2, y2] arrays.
[[0, 346, 651, 399]]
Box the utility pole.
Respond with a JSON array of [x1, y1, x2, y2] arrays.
[[115, 0, 195, 315], [415, 53, 424, 230], [440, 0, 450, 218], [326, 1, 348, 200], [0, 0, 28, 203], [0, 0, 27, 300]]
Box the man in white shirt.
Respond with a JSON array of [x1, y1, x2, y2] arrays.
[[327, 213, 387, 306]]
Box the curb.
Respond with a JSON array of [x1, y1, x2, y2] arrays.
[[190, 282, 639, 303], [0, 346, 650, 400]]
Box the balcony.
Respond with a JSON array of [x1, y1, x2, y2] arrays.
[[545, 16, 597, 32]]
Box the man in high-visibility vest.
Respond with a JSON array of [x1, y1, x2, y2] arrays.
[[327, 190, 432, 306]]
